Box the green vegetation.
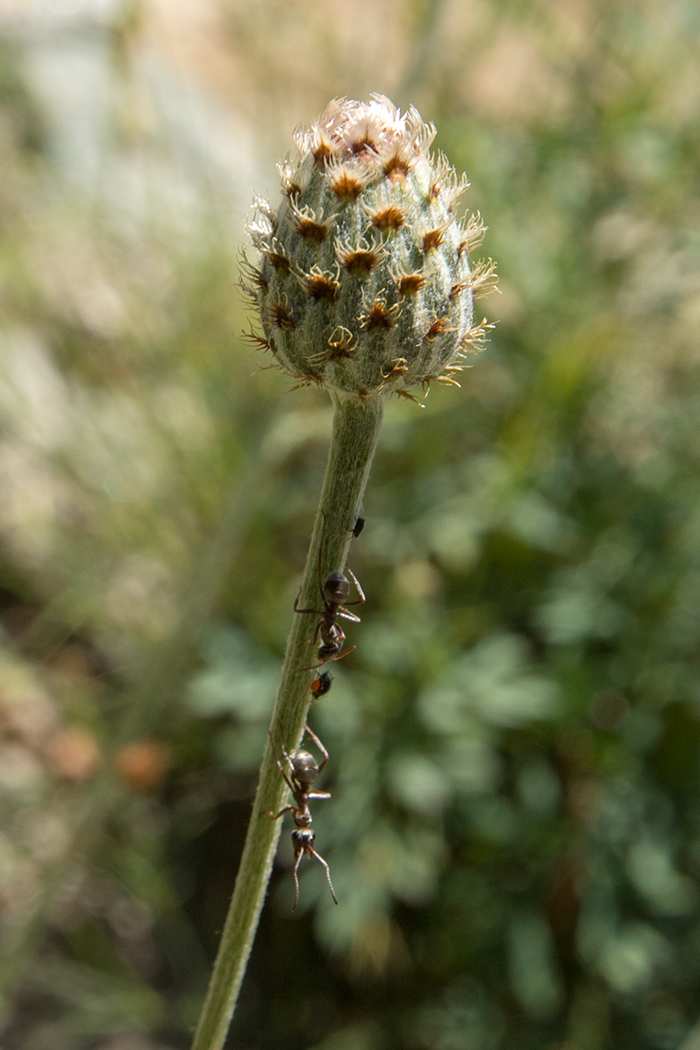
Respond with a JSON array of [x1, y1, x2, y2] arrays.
[[0, 2, 699, 1048]]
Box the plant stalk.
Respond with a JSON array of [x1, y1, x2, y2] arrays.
[[190, 393, 385, 1050]]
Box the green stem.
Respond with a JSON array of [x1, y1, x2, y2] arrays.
[[190, 393, 385, 1050]]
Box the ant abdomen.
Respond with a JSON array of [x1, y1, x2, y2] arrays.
[[323, 572, 351, 604], [291, 750, 319, 786]]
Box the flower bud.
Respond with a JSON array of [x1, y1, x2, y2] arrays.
[[243, 95, 495, 402]]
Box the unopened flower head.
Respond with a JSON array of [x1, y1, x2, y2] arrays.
[[243, 95, 496, 401]]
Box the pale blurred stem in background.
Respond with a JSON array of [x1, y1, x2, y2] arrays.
[[191, 393, 385, 1050]]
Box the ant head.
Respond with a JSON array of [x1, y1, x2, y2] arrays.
[[323, 571, 350, 604], [292, 827, 315, 850], [291, 749, 319, 786]]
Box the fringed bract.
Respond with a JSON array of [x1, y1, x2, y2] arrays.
[[243, 95, 496, 401]]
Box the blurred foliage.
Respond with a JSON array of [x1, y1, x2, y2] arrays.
[[0, 1, 700, 1049]]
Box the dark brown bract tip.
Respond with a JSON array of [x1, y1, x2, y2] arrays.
[[286, 372, 324, 392], [396, 389, 425, 407], [239, 250, 268, 290], [266, 250, 292, 274], [422, 226, 445, 252], [242, 324, 277, 355], [381, 357, 409, 380], [424, 317, 452, 342], [312, 140, 334, 167], [370, 205, 406, 231], [382, 153, 412, 180], [349, 135, 377, 157], [325, 327, 357, 360], [296, 217, 329, 243], [335, 234, 386, 275], [359, 300, 400, 331], [299, 268, 340, 301], [449, 279, 471, 299], [328, 170, 366, 201], [290, 203, 333, 244], [264, 297, 295, 330], [282, 181, 302, 201], [343, 250, 382, 273], [396, 272, 427, 294]]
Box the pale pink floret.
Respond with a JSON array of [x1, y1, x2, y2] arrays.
[[297, 95, 436, 169]]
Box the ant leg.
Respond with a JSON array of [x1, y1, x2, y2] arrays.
[[301, 659, 324, 672], [306, 790, 331, 802], [338, 608, 361, 623], [303, 723, 329, 773], [268, 804, 295, 820], [268, 732, 296, 794], [331, 645, 356, 663], [280, 743, 300, 784], [296, 620, 323, 650], [294, 595, 324, 615], [311, 848, 338, 905], [343, 567, 366, 605], [305, 645, 354, 672], [291, 845, 304, 913]]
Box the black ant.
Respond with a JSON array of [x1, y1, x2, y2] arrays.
[[295, 516, 365, 669], [268, 724, 338, 911], [351, 516, 365, 538], [310, 671, 333, 699]]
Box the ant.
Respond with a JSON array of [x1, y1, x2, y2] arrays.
[[295, 515, 365, 669], [310, 671, 333, 699], [268, 724, 338, 911], [351, 516, 365, 538]]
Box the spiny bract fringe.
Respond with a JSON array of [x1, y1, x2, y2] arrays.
[[244, 95, 496, 401]]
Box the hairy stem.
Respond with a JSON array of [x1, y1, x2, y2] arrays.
[[191, 393, 385, 1050]]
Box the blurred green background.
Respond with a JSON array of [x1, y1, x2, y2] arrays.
[[0, 0, 699, 1047]]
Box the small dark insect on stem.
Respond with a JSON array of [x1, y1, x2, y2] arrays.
[[295, 514, 365, 669], [310, 671, 333, 699], [351, 516, 365, 538], [268, 724, 338, 911]]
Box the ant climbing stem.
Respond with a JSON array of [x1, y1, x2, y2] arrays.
[[268, 724, 338, 911], [294, 512, 366, 670]]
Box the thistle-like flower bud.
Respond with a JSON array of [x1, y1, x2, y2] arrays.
[[243, 95, 495, 402]]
